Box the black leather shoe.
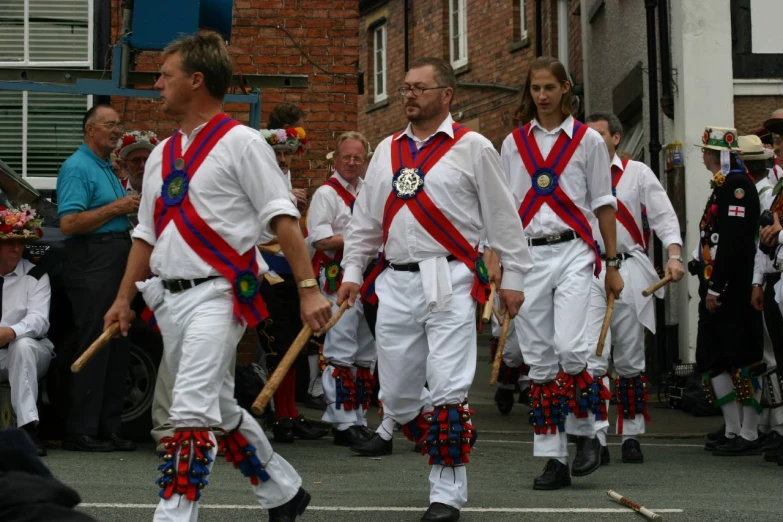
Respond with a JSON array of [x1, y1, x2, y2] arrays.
[[494, 388, 514, 415], [333, 425, 371, 447], [762, 431, 782, 451], [706, 424, 726, 441], [304, 394, 327, 411], [273, 418, 295, 444], [351, 433, 393, 456], [291, 416, 329, 440], [107, 433, 137, 452], [712, 436, 762, 456], [421, 502, 460, 522], [764, 447, 782, 462], [533, 459, 571, 490], [600, 445, 610, 466], [704, 433, 729, 451], [269, 487, 311, 522], [621, 439, 643, 463], [571, 436, 601, 477], [63, 434, 114, 452]]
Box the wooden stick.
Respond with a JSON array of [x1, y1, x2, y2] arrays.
[[607, 490, 662, 520], [252, 300, 349, 415], [481, 283, 497, 323], [489, 313, 511, 385], [596, 293, 615, 357], [642, 274, 673, 297], [71, 311, 136, 373]]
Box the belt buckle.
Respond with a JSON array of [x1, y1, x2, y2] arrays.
[[546, 233, 561, 244], [170, 280, 184, 293]]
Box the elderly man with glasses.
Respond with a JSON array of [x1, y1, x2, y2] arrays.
[[56, 104, 139, 452], [115, 130, 160, 196]]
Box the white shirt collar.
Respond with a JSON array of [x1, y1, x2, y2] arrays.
[[528, 115, 575, 138], [180, 120, 210, 141], [333, 171, 363, 194], [396, 114, 456, 143], [612, 154, 624, 170], [3, 259, 24, 278]]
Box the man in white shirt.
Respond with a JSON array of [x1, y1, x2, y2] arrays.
[[584, 112, 684, 464], [0, 207, 53, 457], [337, 57, 532, 522], [307, 131, 377, 448], [103, 32, 331, 522]]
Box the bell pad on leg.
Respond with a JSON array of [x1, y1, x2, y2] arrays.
[[222, 426, 271, 486], [498, 361, 522, 386], [400, 412, 429, 444], [529, 381, 568, 435], [556, 369, 603, 420], [331, 366, 358, 411], [615, 375, 651, 435], [355, 367, 376, 410], [157, 428, 213, 501], [732, 365, 763, 413], [421, 404, 476, 466]]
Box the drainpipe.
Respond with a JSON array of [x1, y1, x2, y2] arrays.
[[658, 0, 674, 119], [557, 0, 569, 73], [535, 0, 543, 56]]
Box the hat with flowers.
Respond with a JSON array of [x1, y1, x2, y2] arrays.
[[260, 127, 307, 155], [115, 130, 159, 159], [0, 204, 43, 241]]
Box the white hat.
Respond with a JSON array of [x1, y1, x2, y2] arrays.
[[738, 135, 774, 161], [115, 130, 159, 159]]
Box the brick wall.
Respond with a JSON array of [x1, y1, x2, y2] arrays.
[[734, 95, 783, 134], [358, 0, 584, 150]]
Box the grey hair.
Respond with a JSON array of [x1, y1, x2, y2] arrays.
[[586, 111, 624, 138]]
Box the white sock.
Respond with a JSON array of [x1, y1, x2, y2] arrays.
[[376, 416, 395, 441], [740, 389, 762, 442], [336, 422, 354, 431], [596, 429, 607, 447], [712, 372, 741, 438], [555, 457, 567, 465]]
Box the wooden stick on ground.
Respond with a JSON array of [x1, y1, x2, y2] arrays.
[[71, 311, 137, 373], [642, 274, 673, 297], [607, 490, 662, 520], [252, 300, 349, 415], [481, 283, 497, 323], [489, 312, 511, 385], [596, 294, 615, 357]]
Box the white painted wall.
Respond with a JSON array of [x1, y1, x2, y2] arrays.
[[751, 0, 783, 54], [670, 0, 735, 362]]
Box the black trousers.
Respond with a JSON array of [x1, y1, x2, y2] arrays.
[[257, 275, 303, 371], [764, 273, 783, 366], [696, 290, 763, 374], [63, 233, 131, 437]]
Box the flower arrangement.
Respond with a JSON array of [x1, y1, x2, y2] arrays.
[[260, 127, 308, 155], [710, 172, 726, 189], [115, 130, 160, 158], [0, 204, 44, 240]]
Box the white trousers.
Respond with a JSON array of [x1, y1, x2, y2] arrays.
[[0, 337, 53, 427], [375, 261, 476, 509], [516, 239, 596, 457], [138, 277, 301, 522], [321, 287, 376, 427], [586, 262, 646, 436]]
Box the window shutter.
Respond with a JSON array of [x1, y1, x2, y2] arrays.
[[0, 91, 24, 174], [0, 0, 25, 62], [27, 92, 87, 177], [29, 0, 90, 63]]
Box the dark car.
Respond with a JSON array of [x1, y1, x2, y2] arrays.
[[0, 159, 162, 441]]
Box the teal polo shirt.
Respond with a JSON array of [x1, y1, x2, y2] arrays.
[[56, 143, 130, 237]]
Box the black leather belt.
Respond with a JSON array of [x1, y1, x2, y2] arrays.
[[527, 230, 576, 246], [385, 255, 457, 272], [162, 276, 220, 293], [601, 252, 631, 260]]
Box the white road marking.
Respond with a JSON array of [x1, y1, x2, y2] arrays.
[[79, 503, 683, 513], [475, 439, 704, 448]]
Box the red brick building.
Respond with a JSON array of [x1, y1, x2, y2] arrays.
[[357, 0, 583, 151]]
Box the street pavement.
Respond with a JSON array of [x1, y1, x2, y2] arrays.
[[38, 353, 783, 521]]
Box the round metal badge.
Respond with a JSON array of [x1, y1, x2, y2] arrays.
[[174, 158, 185, 171], [161, 170, 189, 206], [734, 188, 745, 199], [392, 167, 425, 199], [532, 168, 558, 195]]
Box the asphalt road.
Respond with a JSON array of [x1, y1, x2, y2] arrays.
[[39, 358, 782, 522]]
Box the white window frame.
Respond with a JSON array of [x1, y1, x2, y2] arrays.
[[519, 0, 528, 41], [0, 0, 94, 67], [449, 0, 468, 69], [373, 24, 387, 103]]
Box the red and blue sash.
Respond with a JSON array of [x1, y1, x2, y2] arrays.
[[322, 177, 356, 212], [360, 124, 490, 305], [311, 178, 355, 294], [612, 159, 646, 249], [513, 121, 602, 275], [152, 113, 268, 327]]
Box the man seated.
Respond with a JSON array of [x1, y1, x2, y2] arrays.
[[0, 206, 54, 456]]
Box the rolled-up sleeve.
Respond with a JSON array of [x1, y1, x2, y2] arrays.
[[307, 188, 337, 244], [584, 131, 616, 212]]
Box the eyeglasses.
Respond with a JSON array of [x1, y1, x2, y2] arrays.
[[94, 121, 124, 132], [397, 86, 449, 97], [127, 157, 148, 166], [339, 154, 365, 165]]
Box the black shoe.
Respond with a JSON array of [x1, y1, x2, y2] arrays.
[[269, 487, 311, 522], [107, 433, 137, 452], [533, 459, 572, 490], [351, 433, 393, 456], [764, 447, 783, 462], [762, 431, 783, 452], [273, 418, 295, 444], [291, 416, 329, 440], [421, 502, 460, 522], [704, 433, 730, 451], [571, 436, 601, 477], [712, 436, 762, 456], [600, 445, 610, 466], [333, 425, 371, 447], [63, 434, 114, 452], [707, 424, 726, 441], [621, 439, 644, 463], [518, 386, 531, 407], [20, 423, 47, 457], [494, 388, 514, 415], [303, 394, 327, 411]]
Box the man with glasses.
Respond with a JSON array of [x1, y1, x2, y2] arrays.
[[338, 57, 532, 522], [307, 131, 377, 448], [115, 130, 159, 196], [56, 104, 139, 452]]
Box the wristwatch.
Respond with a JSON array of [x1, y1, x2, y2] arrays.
[[669, 254, 684, 262], [605, 257, 622, 269], [297, 278, 319, 289]]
